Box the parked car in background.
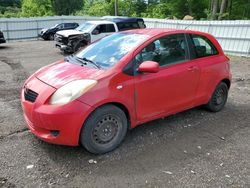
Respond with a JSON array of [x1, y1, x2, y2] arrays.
[[55, 16, 146, 53], [39, 23, 79, 41], [101, 16, 146, 30], [0, 29, 6, 44], [21, 29, 231, 154]]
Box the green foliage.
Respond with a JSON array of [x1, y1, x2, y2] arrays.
[[21, 0, 53, 17], [51, 0, 84, 15], [0, 0, 21, 9], [229, 0, 250, 19], [0, 0, 249, 20], [0, 0, 21, 17], [141, 3, 171, 19], [83, 0, 114, 16]]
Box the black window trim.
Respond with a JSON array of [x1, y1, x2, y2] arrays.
[[188, 33, 219, 59], [158, 34, 191, 69], [123, 33, 193, 76]]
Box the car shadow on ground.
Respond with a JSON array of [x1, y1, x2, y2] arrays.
[[0, 46, 11, 50], [30, 101, 249, 176]]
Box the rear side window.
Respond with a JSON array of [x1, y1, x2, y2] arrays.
[[117, 22, 140, 31], [190, 34, 219, 58], [96, 24, 115, 33], [64, 23, 73, 28]]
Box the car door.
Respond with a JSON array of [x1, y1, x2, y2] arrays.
[[104, 24, 116, 36], [134, 33, 200, 122], [188, 33, 223, 104]]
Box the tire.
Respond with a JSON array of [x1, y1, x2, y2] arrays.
[[49, 34, 54, 40], [205, 82, 228, 112], [80, 105, 128, 154], [73, 41, 86, 53]]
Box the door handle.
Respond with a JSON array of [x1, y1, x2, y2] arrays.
[[187, 66, 198, 71]]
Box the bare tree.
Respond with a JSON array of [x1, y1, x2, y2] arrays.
[[219, 0, 228, 20], [211, 0, 219, 20]]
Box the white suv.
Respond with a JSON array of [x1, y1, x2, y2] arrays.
[[55, 17, 146, 53]]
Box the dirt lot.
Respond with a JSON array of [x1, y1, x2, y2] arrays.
[[0, 41, 250, 188]]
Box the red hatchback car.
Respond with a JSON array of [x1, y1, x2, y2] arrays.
[[21, 29, 231, 154]]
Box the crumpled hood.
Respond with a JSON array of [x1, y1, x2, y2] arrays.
[[56, 29, 86, 37], [35, 59, 105, 88]]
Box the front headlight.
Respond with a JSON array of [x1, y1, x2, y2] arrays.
[[50, 79, 97, 105], [41, 29, 47, 34]]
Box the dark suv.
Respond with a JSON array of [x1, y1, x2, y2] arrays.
[[39, 22, 79, 41], [0, 30, 6, 44], [101, 16, 146, 30]]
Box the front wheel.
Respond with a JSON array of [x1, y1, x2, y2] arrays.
[[49, 33, 54, 40], [80, 105, 128, 154], [205, 82, 228, 112], [73, 41, 87, 53]]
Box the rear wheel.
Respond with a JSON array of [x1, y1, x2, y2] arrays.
[[80, 105, 128, 154], [205, 82, 228, 112]]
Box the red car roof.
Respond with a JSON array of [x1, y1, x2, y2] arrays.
[[123, 28, 211, 38]]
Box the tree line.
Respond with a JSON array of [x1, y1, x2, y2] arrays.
[[0, 0, 249, 20]]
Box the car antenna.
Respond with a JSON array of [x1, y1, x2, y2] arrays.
[[185, 20, 195, 30]]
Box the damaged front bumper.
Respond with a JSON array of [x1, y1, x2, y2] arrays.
[[55, 33, 90, 53]]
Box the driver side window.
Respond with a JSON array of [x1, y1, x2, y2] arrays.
[[135, 34, 189, 69], [92, 25, 101, 35], [93, 24, 110, 34], [57, 24, 64, 29]]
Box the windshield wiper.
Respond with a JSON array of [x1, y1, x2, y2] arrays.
[[81, 57, 101, 69], [73, 56, 87, 66], [71, 55, 101, 69]]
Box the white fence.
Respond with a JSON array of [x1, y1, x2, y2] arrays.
[[0, 16, 250, 57]]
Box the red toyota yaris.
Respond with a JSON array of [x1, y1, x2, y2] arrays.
[[21, 29, 231, 154]]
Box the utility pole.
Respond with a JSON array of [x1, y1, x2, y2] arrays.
[[115, 0, 118, 16]]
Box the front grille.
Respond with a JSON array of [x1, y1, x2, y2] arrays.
[[24, 89, 38, 103], [55, 34, 68, 44]]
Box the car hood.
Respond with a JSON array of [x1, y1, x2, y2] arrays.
[[35, 59, 105, 88], [41, 28, 48, 33], [56, 29, 85, 37]]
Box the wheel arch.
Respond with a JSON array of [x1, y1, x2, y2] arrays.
[[221, 78, 231, 89], [94, 102, 131, 129], [204, 77, 231, 105], [78, 101, 132, 146]]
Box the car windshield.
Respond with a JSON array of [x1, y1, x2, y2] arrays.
[[76, 22, 94, 32], [75, 33, 149, 68], [51, 24, 59, 29]]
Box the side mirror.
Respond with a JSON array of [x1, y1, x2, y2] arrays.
[[138, 61, 159, 73], [92, 29, 99, 35]]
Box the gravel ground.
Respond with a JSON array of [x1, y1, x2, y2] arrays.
[[0, 41, 249, 188]]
